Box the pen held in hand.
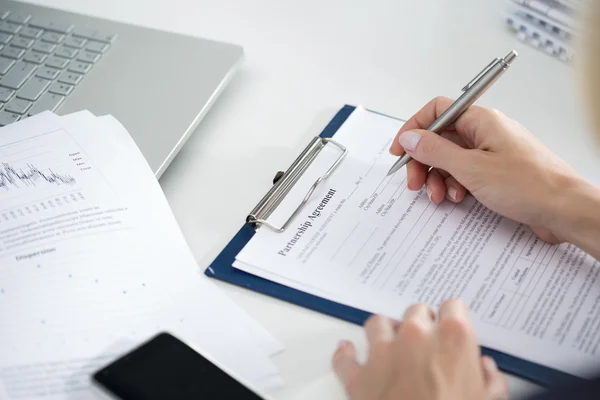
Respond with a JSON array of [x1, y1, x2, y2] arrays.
[[387, 50, 518, 176]]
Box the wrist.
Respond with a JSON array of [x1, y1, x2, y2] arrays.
[[547, 176, 600, 259]]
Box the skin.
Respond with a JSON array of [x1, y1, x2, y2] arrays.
[[331, 96, 600, 399], [332, 300, 508, 400]]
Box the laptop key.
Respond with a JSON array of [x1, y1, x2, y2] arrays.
[[23, 50, 47, 64], [63, 36, 86, 49], [0, 56, 14, 74], [11, 37, 34, 49], [84, 41, 108, 53], [36, 66, 59, 80], [1, 46, 25, 60], [76, 51, 100, 63], [0, 21, 21, 35], [0, 87, 14, 102], [67, 60, 91, 74], [32, 41, 56, 54], [48, 81, 73, 96], [55, 46, 77, 59], [19, 26, 42, 39], [5, 97, 31, 114], [0, 110, 19, 126], [40, 31, 64, 44], [28, 92, 64, 115], [0, 11, 10, 20], [7, 14, 30, 25], [17, 77, 50, 101], [72, 28, 116, 44], [0, 33, 11, 44], [46, 55, 68, 69], [57, 70, 82, 85], [29, 20, 73, 34], [0, 61, 36, 89]]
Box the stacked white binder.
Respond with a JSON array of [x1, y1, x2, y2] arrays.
[[505, 0, 582, 63]]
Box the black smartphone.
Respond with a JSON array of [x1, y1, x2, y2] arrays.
[[92, 332, 266, 400]]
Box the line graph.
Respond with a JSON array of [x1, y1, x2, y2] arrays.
[[0, 129, 106, 210], [0, 162, 76, 190]]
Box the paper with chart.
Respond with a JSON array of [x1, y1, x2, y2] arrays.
[[0, 112, 283, 399], [234, 106, 600, 378]]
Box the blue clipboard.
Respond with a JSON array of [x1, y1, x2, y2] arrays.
[[205, 104, 583, 389]]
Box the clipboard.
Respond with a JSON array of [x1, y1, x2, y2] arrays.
[[205, 104, 583, 389]]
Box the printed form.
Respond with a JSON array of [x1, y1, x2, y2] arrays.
[[235, 107, 600, 378], [0, 113, 283, 399]]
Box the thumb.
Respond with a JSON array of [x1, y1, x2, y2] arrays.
[[398, 129, 470, 175], [332, 340, 360, 394], [481, 356, 509, 400]]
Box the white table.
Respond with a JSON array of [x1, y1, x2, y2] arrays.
[[31, 0, 600, 398]]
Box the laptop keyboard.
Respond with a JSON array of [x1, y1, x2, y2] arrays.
[[0, 10, 115, 126]]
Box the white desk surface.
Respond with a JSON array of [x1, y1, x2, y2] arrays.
[[30, 0, 600, 398]]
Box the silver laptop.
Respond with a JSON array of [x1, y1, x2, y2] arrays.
[[0, 1, 243, 177]]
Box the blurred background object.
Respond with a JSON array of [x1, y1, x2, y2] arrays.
[[505, 0, 581, 63]]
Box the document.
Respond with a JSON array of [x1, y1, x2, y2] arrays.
[[234, 107, 600, 378], [66, 111, 286, 358], [0, 112, 283, 399]]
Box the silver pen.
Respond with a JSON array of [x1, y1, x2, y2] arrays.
[[387, 50, 518, 176]]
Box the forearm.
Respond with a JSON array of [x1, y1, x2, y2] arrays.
[[551, 178, 600, 261]]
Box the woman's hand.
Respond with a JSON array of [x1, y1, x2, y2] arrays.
[[389, 96, 583, 243], [332, 299, 508, 400]]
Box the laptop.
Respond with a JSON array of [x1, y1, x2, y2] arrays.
[[0, 1, 243, 177]]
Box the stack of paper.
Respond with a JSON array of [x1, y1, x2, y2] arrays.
[[0, 111, 284, 399]]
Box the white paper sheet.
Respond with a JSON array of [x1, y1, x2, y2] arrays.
[[63, 111, 285, 358], [235, 106, 600, 379], [0, 112, 283, 399]]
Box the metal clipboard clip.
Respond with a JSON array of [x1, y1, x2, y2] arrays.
[[247, 136, 347, 233]]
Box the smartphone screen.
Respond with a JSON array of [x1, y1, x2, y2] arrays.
[[93, 332, 263, 399]]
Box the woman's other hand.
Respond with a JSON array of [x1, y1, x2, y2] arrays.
[[332, 299, 508, 400]]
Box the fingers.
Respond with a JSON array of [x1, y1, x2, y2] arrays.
[[481, 356, 509, 400], [438, 298, 470, 322], [332, 340, 361, 392], [531, 226, 563, 244], [444, 175, 467, 203], [403, 303, 436, 331], [390, 97, 456, 156], [406, 164, 467, 203], [406, 159, 428, 191], [397, 129, 473, 179], [405, 131, 464, 192], [437, 299, 478, 354], [365, 315, 395, 344], [425, 169, 446, 203], [390, 96, 496, 156]]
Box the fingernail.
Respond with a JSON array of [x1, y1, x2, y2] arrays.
[[398, 131, 422, 151], [426, 185, 432, 201], [447, 186, 457, 201]]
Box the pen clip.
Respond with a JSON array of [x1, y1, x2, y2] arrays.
[[461, 58, 501, 92]]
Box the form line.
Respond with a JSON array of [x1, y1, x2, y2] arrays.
[[349, 228, 378, 266], [387, 178, 406, 202], [331, 221, 361, 261], [347, 185, 360, 202], [375, 201, 438, 288]]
